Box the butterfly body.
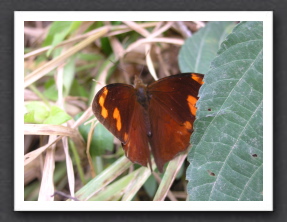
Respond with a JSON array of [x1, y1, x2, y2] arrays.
[[92, 73, 204, 172]]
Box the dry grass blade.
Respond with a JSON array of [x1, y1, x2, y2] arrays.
[[148, 21, 174, 39], [24, 124, 79, 137], [153, 153, 187, 201], [94, 61, 115, 93], [154, 46, 170, 76], [124, 22, 175, 81], [152, 172, 177, 201], [24, 27, 104, 59], [75, 156, 132, 201], [123, 21, 151, 37], [25, 107, 90, 167], [62, 137, 75, 199], [86, 120, 97, 177], [24, 22, 159, 59], [24, 124, 83, 166], [193, 21, 206, 28], [143, 22, 175, 81], [145, 45, 158, 80], [108, 35, 124, 58], [121, 166, 152, 201], [125, 37, 184, 54], [173, 21, 192, 38], [56, 52, 75, 199], [24, 136, 62, 166], [123, 21, 174, 39], [38, 136, 56, 201], [89, 169, 137, 201], [72, 107, 94, 128], [113, 22, 159, 31], [24, 26, 109, 88], [107, 22, 159, 37], [124, 21, 177, 54]]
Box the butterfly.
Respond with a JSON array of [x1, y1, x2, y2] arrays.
[[92, 73, 204, 172]]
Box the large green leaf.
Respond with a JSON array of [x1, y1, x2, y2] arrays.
[[187, 21, 263, 201], [179, 21, 236, 74]]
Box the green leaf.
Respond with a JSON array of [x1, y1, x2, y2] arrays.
[[100, 37, 113, 55], [175, 163, 185, 180], [43, 83, 58, 101], [25, 101, 49, 123], [78, 53, 104, 62], [84, 22, 98, 33], [76, 113, 114, 156], [179, 21, 236, 74], [44, 21, 82, 56], [43, 21, 72, 46], [143, 175, 158, 198], [70, 80, 89, 98], [63, 57, 76, 96], [24, 110, 35, 123], [90, 123, 114, 156], [88, 54, 117, 103], [25, 102, 71, 125], [43, 106, 72, 125], [187, 21, 263, 201]]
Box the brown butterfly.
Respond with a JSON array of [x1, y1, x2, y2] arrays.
[[92, 73, 204, 172]]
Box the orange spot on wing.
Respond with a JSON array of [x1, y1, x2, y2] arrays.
[[124, 133, 128, 141], [101, 107, 108, 118], [187, 95, 197, 116], [184, 121, 192, 130], [113, 107, 122, 131], [191, 74, 204, 85], [99, 88, 108, 118]]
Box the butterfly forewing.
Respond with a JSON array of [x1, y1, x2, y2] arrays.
[[92, 84, 135, 142], [92, 84, 151, 167], [147, 73, 204, 172]]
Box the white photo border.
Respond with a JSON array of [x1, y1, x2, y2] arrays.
[[15, 11, 273, 211]]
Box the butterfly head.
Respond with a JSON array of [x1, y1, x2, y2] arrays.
[[134, 74, 146, 89]]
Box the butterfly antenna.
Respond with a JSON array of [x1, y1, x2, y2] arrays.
[[138, 64, 145, 79], [108, 59, 132, 77]]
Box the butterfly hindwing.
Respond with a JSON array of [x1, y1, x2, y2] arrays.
[[92, 84, 151, 168], [147, 73, 204, 172], [121, 99, 151, 167]]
